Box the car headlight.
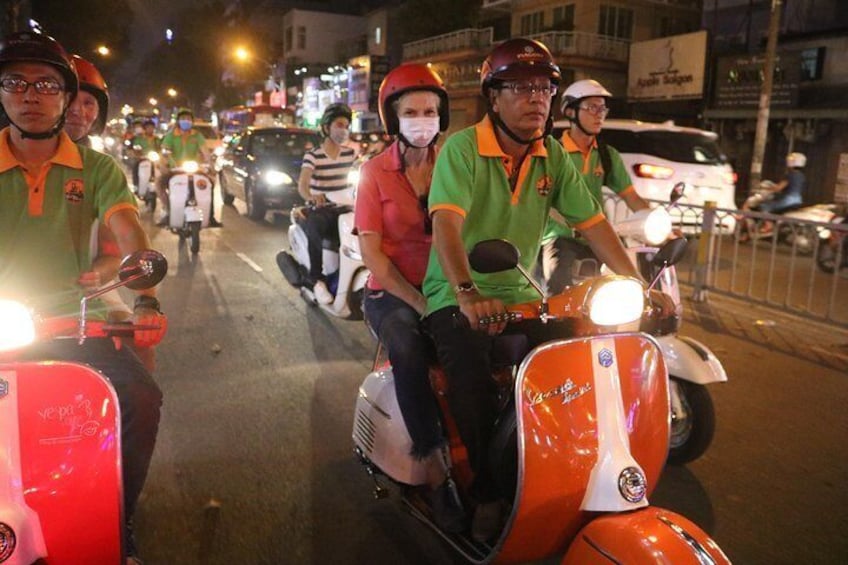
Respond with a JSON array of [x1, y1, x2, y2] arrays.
[[147, 151, 160, 162], [586, 277, 645, 326], [264, 170, 293, 186], [0, 300, 36, 352], [347, 168, 361, 187], [181, 161, 199, 174]]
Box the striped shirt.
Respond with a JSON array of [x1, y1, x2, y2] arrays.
[[302, 145, 356, 194]]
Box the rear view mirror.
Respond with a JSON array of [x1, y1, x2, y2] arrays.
[[669, 182, 686, 205], [651, 237, 688, 269], [469, 239, 520, 274], [119, 249, 169, 290]]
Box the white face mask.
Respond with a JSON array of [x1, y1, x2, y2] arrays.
[[329, 126, 349, 145], [399, 116, 440, 148]]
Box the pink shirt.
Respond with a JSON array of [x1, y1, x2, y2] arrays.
[[354, 141, 433, 290]]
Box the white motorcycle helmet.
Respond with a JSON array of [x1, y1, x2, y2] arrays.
[[786, 152, 807, 168], [560, 79, 613, 114]]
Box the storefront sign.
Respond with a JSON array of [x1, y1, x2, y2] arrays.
[[714, 52, 800, 109], [627, 31, 707, 101]]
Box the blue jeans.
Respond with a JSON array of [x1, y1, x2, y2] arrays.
[[363, 288, 442, 459], [19, 338, 162, 524]]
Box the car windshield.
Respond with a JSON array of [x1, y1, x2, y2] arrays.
[[598, 129, 727, 165], [251, 131, 317, 158]]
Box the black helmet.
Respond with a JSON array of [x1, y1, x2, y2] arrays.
[[320, 102, 352, 136], [0, 31, 78, 96], [0, 31, 78, 139]]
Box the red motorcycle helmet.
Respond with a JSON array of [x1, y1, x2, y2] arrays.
[[480, 37, 561, 98], [378, 63, 449, 135], [0, 31, 78, 96], [71, 54, 109, 135]]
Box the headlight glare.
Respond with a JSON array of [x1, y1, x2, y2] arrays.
[[182, 161, 199, 174], [264, 170, 293, 186], [0, 300, 36, 352], [588, 278, 644, 326], [643, 207, 673, 245]]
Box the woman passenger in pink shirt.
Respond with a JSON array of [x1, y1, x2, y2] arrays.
[[354, 64, 465, 531]]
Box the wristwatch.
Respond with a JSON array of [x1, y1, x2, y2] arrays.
[[454, 281, 478, 295], [134, 295, 162, 314]]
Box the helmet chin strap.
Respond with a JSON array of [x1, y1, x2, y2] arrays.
[[572, 107, 595, 138], [487, 108, 551, 146], [5, 109, 68, 140]]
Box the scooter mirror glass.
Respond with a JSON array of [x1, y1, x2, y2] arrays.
[[469, 239, 520, 273], [118, 249, 169, 290], [669, 182, 686, 205], [651, 237, 688, 268]]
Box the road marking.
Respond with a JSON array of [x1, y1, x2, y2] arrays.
[[236, 252, 263, 273]]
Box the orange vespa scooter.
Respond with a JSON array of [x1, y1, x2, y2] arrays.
[[353, 238, 730, 564]]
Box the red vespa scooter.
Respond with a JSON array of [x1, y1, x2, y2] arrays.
[[0, 250, 167, 564], [353, 239, 730, 564]]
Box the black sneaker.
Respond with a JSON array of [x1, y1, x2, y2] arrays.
[[429, 478, 467, 534]]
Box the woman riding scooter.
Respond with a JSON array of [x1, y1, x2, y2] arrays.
[[354, 63, 465, 531]]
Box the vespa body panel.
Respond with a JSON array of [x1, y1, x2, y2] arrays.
[[495, 333, 669, 564], [352, 368, 428, 486], [137, 159, 153, 199], [561, 507, 730, 564], [169, 172, 213, 229], [0, 361, 122, 564]]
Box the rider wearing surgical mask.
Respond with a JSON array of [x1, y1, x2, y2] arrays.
[[296, 103, 357, 304], [354, 64, 465, 531]]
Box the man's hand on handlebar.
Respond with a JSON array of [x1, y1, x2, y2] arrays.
[[132, 306, 168, 348], [648, 289, 677, 319], [457, 292, 508, 336]]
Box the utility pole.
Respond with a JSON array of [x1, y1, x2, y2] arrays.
[[748, 0, 783, 194]]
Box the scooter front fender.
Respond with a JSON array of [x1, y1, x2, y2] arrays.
[[561, 506, 730, 564], [658, 334, 728, 385]]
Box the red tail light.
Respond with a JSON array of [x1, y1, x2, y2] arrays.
[[632, 163, 674, 179]]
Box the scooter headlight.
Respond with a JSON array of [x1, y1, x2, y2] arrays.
[[643, 207, 673, 246], [147, 151, 161, 162], [182, 161, 199, 174], [0, 300, 36, 352], [586, 278, 645, 326], [264, 170, 293, 186]]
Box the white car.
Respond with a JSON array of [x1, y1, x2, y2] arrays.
[[553, 119, 738, 232]]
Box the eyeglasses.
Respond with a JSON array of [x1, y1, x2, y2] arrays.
[[0, 77, 64, 95], [579, 103, 610, 117], [501, 82, 557, 98]]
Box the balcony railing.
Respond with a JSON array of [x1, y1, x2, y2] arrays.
[[403, 28, 494, 61], [529, 30, 630, 63]]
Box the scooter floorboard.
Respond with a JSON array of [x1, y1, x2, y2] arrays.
[[401, 492, 492, 563]]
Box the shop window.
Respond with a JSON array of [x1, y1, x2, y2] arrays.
[[520, 11, 545, 35], [800, 47, 825, 81], [297, 26, 306, 50], [599, 4, 633, 40], [553, 5, 575, 31]]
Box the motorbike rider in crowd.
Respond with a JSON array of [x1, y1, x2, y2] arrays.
[[157, 107, 218, 226], [541, 79, 651, 294], [296, 102, 357, 304], [421, 38, 675, 542], [0, 31, 165, 564], [62, 53, 159, 373], [740, 151, 807, 240], [354, 63, 465, 532], [131, 118, 160, 190]]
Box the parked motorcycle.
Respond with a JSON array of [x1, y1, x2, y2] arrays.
[[816, 209, 848, 274], [0, 250, 167, 564], [353, 238, 729, 563], [275, 201, 369, 320], [135, 149, 160, 213], [167, 160, 214, 254], [605, 185, 727, 464]]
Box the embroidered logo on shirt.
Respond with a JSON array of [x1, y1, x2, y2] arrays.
[[536, 175, 553, 196], [64, 178, 84, 203]]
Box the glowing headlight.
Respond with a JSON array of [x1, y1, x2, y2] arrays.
[[347, 168, 361, 187], [214, 146, 226, 157], [147, 151, 161, 162], [104, 136, 116, 148], [587, 278, 645, 326], [264, 170, 293, 186], [181, 161, 199, 174], [0, 300, 36, 352], [643, 207, 673, 245]]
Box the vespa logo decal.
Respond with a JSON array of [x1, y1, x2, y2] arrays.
[[598, 348, 614, 368], [618, 467, 647, 503], [0, 378, 8, 398], [0, 522, 16, 560], [529, 378, 592, 407]]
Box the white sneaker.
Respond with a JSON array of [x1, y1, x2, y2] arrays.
[[312, 280, 334, 305]]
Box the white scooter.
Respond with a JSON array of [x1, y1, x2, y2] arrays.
[[135, 149, 159, 213], [593, 183, 728, 464], [167, 160, 214, 254], [276, 195, 369, 320]]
